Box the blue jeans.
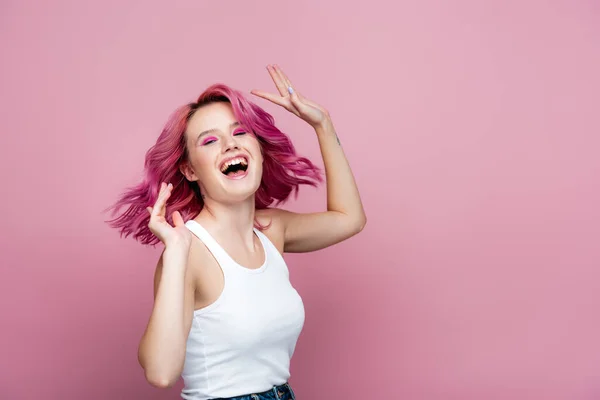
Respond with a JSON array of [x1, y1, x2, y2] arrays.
[[210, 382, 296, 400]]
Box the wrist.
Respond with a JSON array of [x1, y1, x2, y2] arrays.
[[313, 117, 334, 135], [161, 245, 189, 276], [164, 241, 190, 257]]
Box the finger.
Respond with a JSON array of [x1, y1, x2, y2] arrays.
[[250, 90, 288, 108], [172, 210, 184, 227], [151, 182, 166, 212], [152, 182, 172, 216], [289, 91, 310, 114], [291, 90, 327, 114], [273, 65, 293, 90], [267, 64, 288, 97], [296, 91, 311, 103], [274, 66, 305, 111]]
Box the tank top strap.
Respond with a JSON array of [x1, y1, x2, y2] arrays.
[[253, 228, 280, 260], [185, 220, 233, 270]]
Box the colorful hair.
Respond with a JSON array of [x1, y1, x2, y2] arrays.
[[105, 84, 322, 246]]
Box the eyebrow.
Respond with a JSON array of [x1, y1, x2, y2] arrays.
[[196, 122, 241, 143]]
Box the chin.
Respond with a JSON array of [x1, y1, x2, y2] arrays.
[[216, 172, 261, 202]]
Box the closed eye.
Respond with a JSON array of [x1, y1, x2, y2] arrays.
[[233, 130, 247, 136], [202, 136, 217, 145]]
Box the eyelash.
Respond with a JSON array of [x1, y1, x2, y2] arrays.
[[201, 131, 247, 146]]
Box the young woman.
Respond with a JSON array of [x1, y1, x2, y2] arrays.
[[108, 65, 366, 400]]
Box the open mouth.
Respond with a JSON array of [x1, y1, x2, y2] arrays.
[[220, 156, 248, 178]]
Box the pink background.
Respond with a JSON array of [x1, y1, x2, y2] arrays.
[[1, 1, 599, 399]]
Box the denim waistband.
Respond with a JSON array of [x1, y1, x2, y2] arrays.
[[210, 382, 295, 400]]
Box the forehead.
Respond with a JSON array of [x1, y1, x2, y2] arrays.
[[186, 102, 237, 136]]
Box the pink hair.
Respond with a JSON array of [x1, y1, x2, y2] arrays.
[[105, 84, 322, 246]]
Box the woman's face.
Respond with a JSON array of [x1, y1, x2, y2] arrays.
[[181, 102, 263, 204]]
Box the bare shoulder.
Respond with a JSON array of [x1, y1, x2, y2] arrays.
[[255, 208, 286, 254], [187, 234, 213, 274]]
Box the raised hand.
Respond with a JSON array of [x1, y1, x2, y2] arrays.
[[146, 182, 192, 249], [251, 64, 331, 129]]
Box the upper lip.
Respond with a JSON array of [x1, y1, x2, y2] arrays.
[[218, 154, 249, 171]]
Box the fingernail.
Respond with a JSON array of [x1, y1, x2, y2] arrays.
[[288, 86, 294, 94]]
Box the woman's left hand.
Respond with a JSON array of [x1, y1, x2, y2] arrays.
[[251, 64, 331, 129]]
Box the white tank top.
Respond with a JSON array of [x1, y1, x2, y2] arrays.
[[180, 220, 305, 400]]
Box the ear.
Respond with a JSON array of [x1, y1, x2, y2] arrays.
[[179, 161, 198, 182]]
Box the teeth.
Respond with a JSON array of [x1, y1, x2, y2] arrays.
[[220, 157, 247, 172]]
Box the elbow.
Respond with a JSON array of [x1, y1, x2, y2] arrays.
[[349, 213, 367, 236], [138, 333, 187, 389], [358, 214, 367, 232], [355, 219, 366, 235], [149, 378, 177, 389], [139, 349, 182, 389], [144, 369, 179, 389]]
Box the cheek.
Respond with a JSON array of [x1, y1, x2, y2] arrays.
[[189, 151, 215, 179], [248, 137, 263, 162], [254, 146, 264, 164]]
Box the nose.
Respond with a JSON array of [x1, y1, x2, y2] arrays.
[[222, 135, 240, 152]]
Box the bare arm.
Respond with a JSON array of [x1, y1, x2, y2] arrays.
[[138, 245, 195, 388], [252, 65, 366, 253], [279, 120, 366, 252], [137, 182, 195, 388]]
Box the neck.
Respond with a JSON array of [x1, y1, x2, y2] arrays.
[[196, 195, 257, 247]]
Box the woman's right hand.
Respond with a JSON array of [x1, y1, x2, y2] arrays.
[[147, 182, 192, 250]]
